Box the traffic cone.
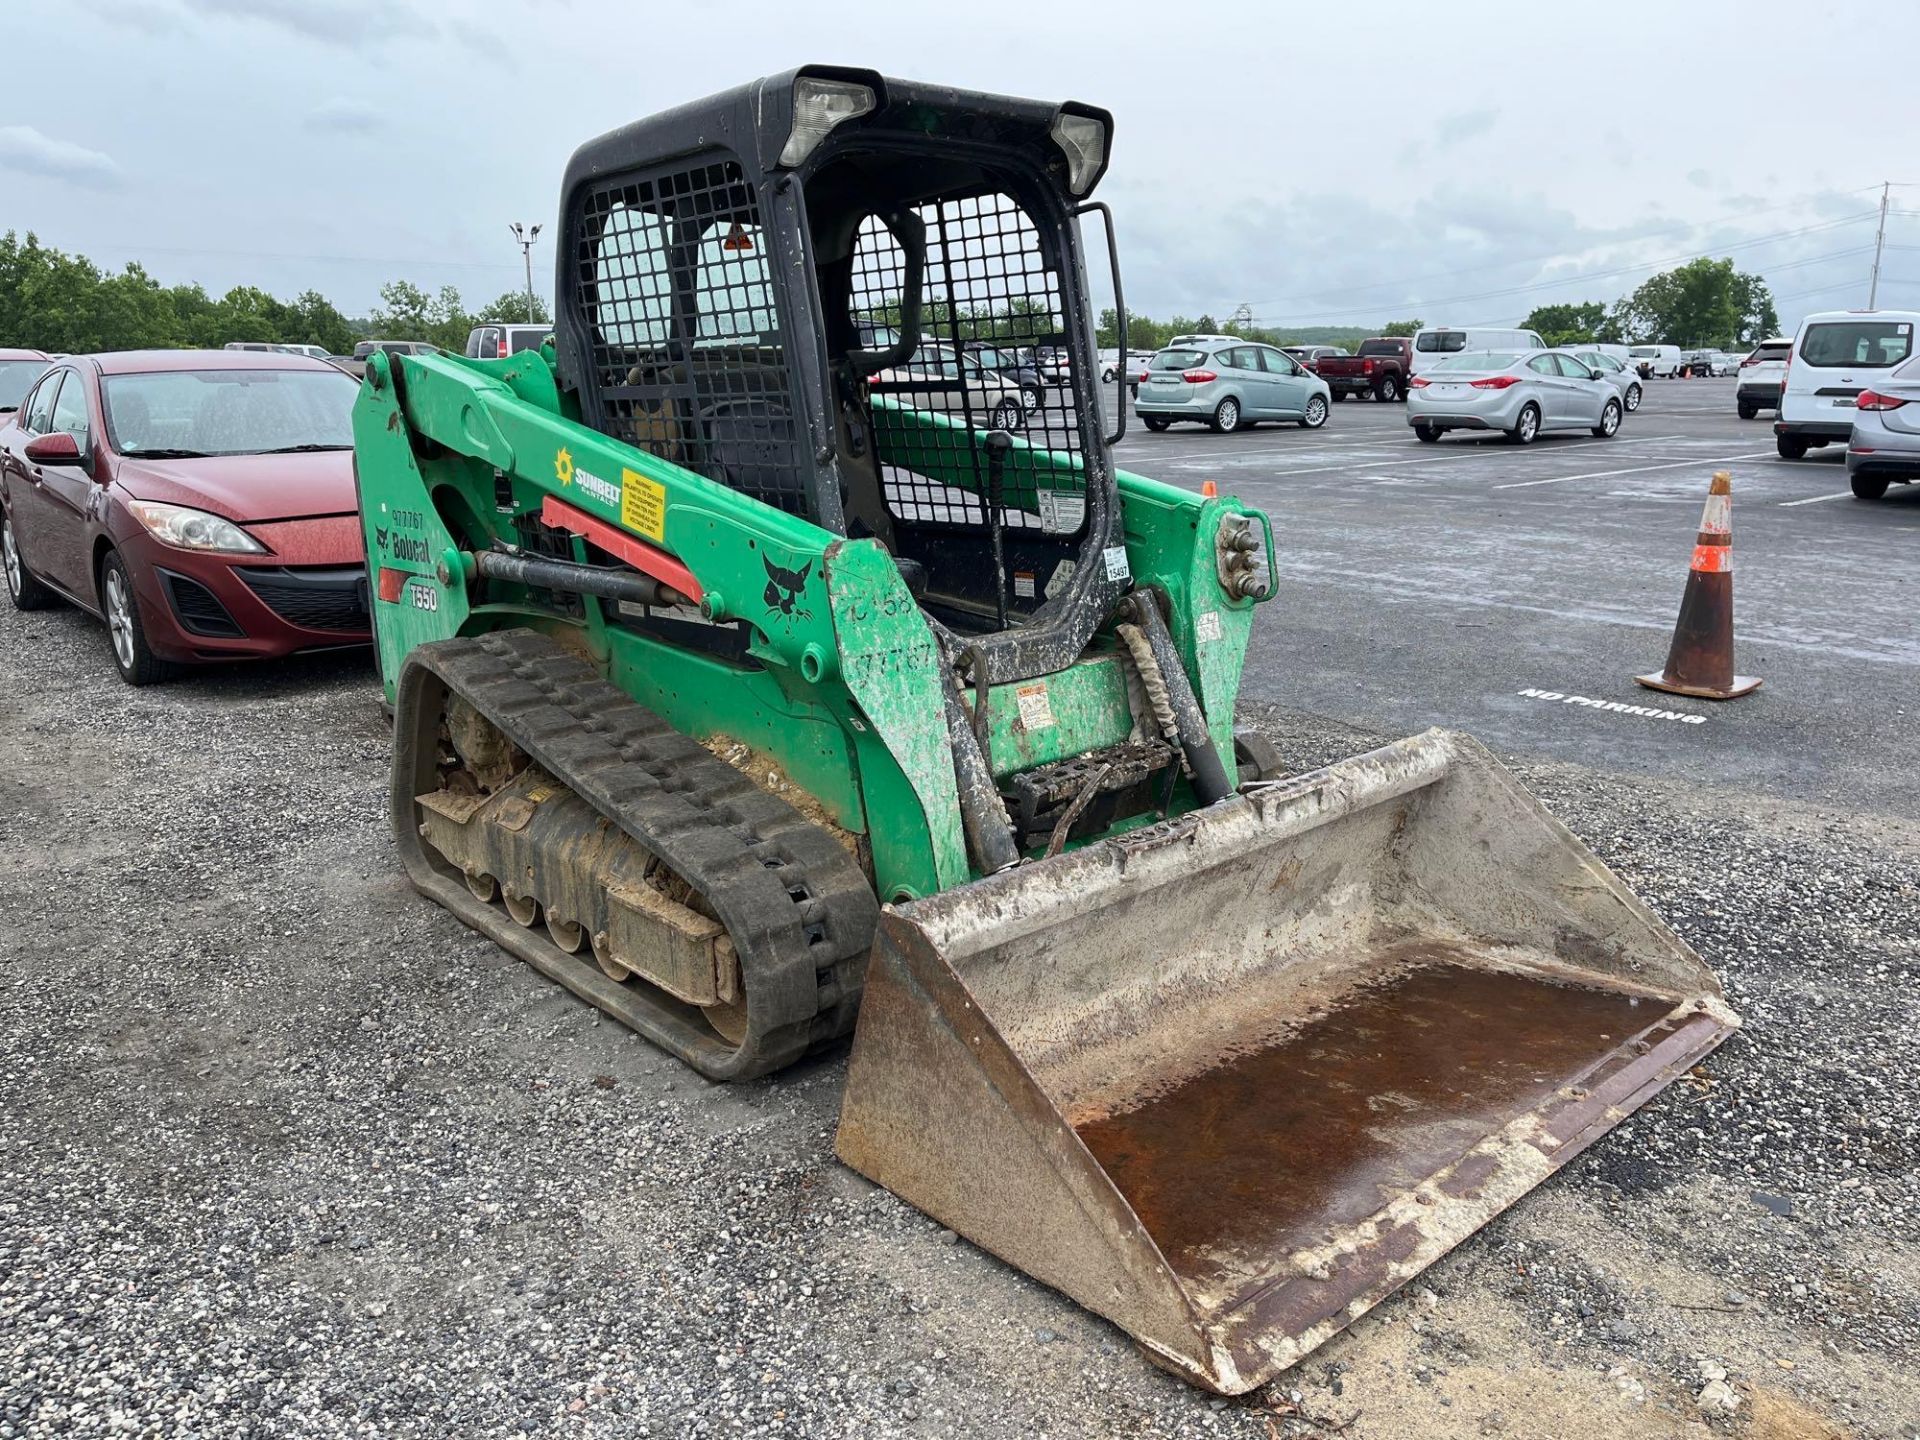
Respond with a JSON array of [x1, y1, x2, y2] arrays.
[[1635, 471, 1761, 700], [1201, 480, 1218, 497]]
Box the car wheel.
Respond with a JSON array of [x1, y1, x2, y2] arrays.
[[1414, 423, 1441, 444], [1591, 399, 1622, 438], [1020, 385, 1043, 414], [1850, 474, 1890, 500], [1210, 397, 1242, 433], [1508, 403, 1541, 445], [1142, 415, 1171, 432], [1625, 383, 1642, 413], [990, 397, 1025, 431], [2, 509, 55, 611], [1100, 367, 1115, 384], [1776, 435, 1810, 460], [1300, 394, 1329, 429], [1333, 391, 1349, 401], [100, 550, 175, 686], [1375, 374, 1401, 403], [1737, 401, 1756, 420]]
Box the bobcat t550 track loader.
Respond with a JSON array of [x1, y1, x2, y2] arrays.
[[351, 67, 1737, 1393]]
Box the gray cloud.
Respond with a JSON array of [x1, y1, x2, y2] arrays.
[[177, 0, 431, 46], [304, 98, 382, 135], [83, 0, 186, 36], [0, 126, 124, 191], [1433, 109, 1499, 147], [1686, 168, 1714, 189]]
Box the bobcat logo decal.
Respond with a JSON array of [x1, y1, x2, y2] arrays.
[[374, 525, 390, 551], [762, 556, 813, 621]]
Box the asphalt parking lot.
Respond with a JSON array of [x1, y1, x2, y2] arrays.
[[1, 376, 1916, 1440], [1111, 376, 1918, 819]]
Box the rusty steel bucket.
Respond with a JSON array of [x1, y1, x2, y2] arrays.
[[835, 728, 1738, 1394]]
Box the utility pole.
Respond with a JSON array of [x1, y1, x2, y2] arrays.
[[509, 222, 543, 323], [1229, 302, 1254, 331], [1867, 182, 1891, 309]]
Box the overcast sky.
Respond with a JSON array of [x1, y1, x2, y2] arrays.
[[6, 0, 1916, 336]]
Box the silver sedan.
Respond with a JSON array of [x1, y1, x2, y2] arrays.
[[1844, 353, 1920, 501], [1568, 349, 1643, 413], [1406, 350, 1623, 444]]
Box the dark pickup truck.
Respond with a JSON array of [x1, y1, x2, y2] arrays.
[[1315, 337, 1412, 401]]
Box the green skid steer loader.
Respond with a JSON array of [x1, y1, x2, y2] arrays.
[[351, 67, 1738, 1393]]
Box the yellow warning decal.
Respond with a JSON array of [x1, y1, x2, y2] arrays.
[[621, 467, 666, 541]]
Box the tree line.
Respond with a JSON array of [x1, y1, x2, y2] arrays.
[[0, 231, 548, 358], [1523, 259, 1779, 349], [1102, 258, 1781, 356]]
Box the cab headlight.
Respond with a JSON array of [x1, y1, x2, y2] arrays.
[[126, 500, 267, 554], [1049, 112, 1107, 196], [779, 78, 876, 167]]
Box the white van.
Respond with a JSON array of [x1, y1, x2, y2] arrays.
[[1776, 309, 1919, 459], [1627, 344, 1682, 378], [1409, 326, 1547, 377]]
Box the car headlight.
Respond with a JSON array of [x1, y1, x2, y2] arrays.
[[125, 500, 267, 554]]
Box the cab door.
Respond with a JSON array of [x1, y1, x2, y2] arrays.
[[1256, 347, 1309, 418], [4, 370, 69, 591], [1553, 353, 1606, 424], [36, 370, 99, 596]]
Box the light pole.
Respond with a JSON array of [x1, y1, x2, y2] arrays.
[[509, 222, 543, 323]]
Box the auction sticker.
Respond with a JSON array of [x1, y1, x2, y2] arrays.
[[1015, 682, 1056, 732]]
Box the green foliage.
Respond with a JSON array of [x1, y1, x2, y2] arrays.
[[1611, 258, 1777, 348], [1522, 301, 1612, 346], [473, 289, 553, 326], [1379, 318, 1423, 338], [0, 230, 545, 359]]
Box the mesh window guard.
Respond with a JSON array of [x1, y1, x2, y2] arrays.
[[850, 192, 1089, 538], [575, 158, 812, 518]]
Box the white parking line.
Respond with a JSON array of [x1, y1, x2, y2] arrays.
[[1150, 433, 1699, 483], [1493, 451, 1776, 489], [1777, 491, 1855, 507]]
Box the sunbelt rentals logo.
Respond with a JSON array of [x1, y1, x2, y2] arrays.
[[554, 446, 619, 508]]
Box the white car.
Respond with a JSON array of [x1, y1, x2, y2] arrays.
[[1627, 344, 1682, 378], [1776, 309, 1918, 459], [1409, 326, 1548, 378], [1735, 337, 1791, 419]]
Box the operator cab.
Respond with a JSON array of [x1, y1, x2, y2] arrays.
[[554, 67, 1123, 682]]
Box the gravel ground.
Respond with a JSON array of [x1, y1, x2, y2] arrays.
[[2, 602, 1917, 1440]]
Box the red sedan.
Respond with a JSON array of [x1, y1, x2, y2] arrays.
[[0, 350, 370, 684]]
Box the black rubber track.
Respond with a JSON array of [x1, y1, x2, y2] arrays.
[[391, 629, 878, 1080]]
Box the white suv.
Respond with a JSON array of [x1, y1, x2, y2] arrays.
[[1735, 337, 1791, 419], [1776, 310, 1918, 459]]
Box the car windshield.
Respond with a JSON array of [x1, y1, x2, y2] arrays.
[[1432, 352, 1521, 372], [1151, 350, 1205, 370], [1415, 332, 1467, 353], [1798, 321, 1912, 369], [0, 359, 49, 410], [1357, 340, 1403, 357], [1750, 345, 1790, 362], [1629, 347, 1658, 357], [103, 369, 358, 457]]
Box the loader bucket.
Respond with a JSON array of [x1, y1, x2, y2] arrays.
[[836, 729, 1737, 1394]]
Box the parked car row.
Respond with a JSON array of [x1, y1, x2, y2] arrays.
[[1771, 308, 1919, 498], [1, 349, 371, 684]]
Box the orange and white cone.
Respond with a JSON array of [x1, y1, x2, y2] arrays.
[[1635, 470, 1761, 700]]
